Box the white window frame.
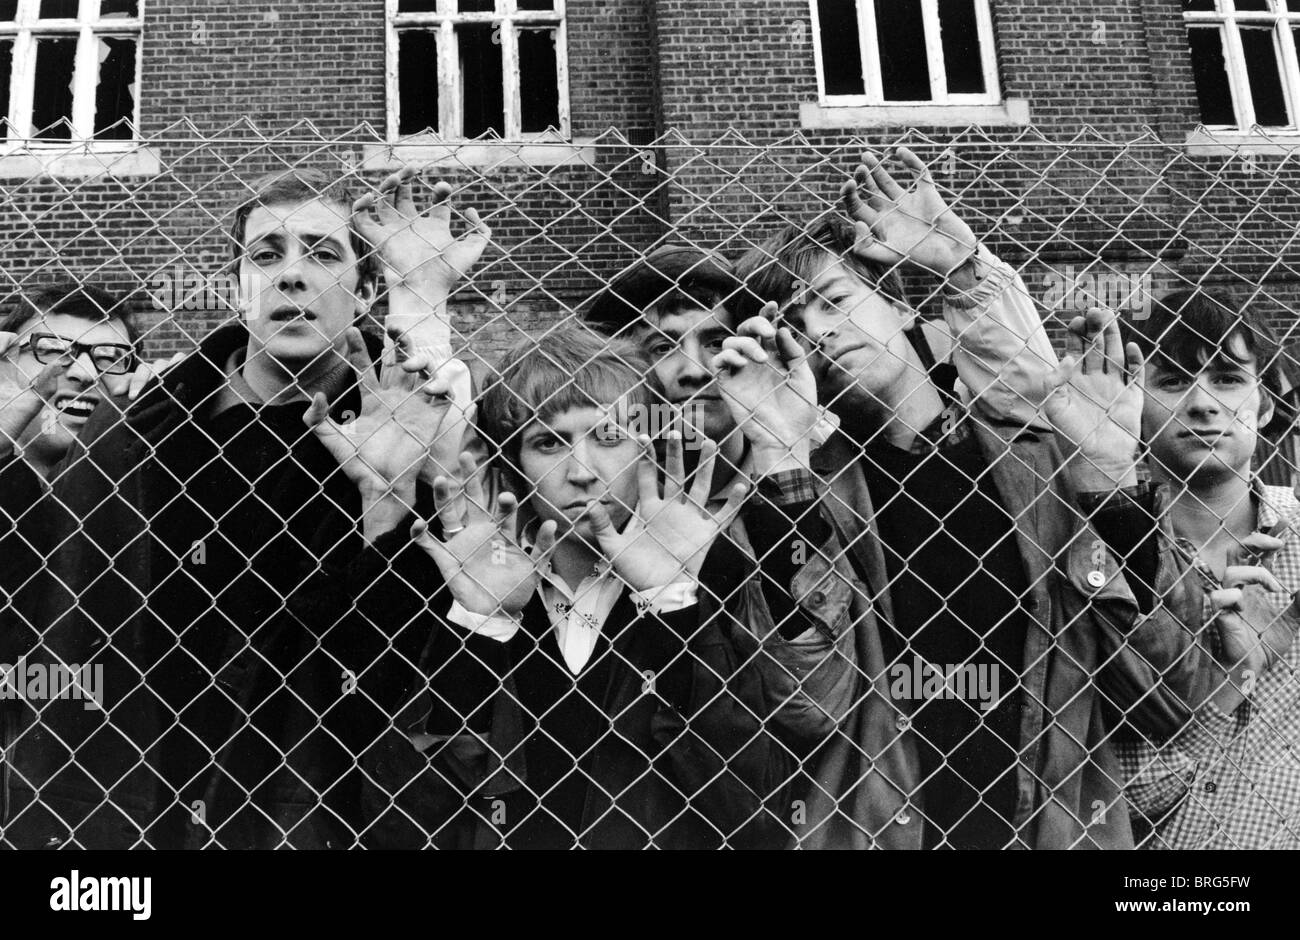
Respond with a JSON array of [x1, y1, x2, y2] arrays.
[[0, 0, 145, 150], [1184, 0, 1300, 130], [385, 0, 570, 142], [808, 0, 1001, 107]]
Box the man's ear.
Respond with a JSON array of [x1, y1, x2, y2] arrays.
[[893, 299, 918, 331], [1256, 386, 1276, 431], [354, 275, 378, 316]]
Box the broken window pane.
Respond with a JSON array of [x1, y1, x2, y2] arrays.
[[32, 37, 77, 139], [98, 0, 140, 19], [1187, 26, 1236, 124], [458, 23, 503, 137], [875, 0, 931, 100], [938, 0, 985, 95], [397, 1, 440, 11], [39, 0, 79, 18], [0, 39, 11, 136], [519, 27, 558, 133], [816, 0, 865, 96], [1239, 25, 1289, 125], [0, 1, 16, 22], [398, 29, 439, 136], [94, 36, 136, 139]]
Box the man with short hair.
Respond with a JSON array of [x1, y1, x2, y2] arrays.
[[1117, 289, 1300, 849], [730, 148, 1214, 849], [2, 166, 483, 849]]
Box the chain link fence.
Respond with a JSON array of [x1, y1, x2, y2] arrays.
[[1, 122, 1299, 849]]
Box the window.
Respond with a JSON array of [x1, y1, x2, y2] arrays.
[[387, 0, 569, 141], [1183, 0, 1300, 129], [0, 0, 142, 145], [809, 0, 1000, 105]]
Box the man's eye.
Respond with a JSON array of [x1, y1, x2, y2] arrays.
[[647, 341, 674, 357], [702, 336, 727, 353], [250, 250, 278, 263], [1214, 374, 1247, 386], [530, 436, 562, 453], [313, 248, 341, 262]]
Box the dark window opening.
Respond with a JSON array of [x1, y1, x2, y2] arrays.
[[398, 0, 440, 12], [99, 0, 139, 19], [458, 23, 503, 137], [938, 0, 985, 95], [0, 1, 16, 22], [817, 0, 865, 96], [875, 0, 931, 100], [458, 0, 495, 11], [38, 0, 78, 18], [32, 37, 76, 139], [519, 27, 559, 133], [517, 0, 554, 10], [398, 30, 439, 136], [1240, 26, 1289, 126], [1187, 26, 1236, 125], [94, 36, 136, 139], [0, 39, 11, 136]]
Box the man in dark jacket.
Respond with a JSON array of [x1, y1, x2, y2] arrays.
[[2, 167, 486, 849], [730, 148, 1215, 849]]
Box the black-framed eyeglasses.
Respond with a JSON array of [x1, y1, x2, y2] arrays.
[[18, 333, 137, 376]]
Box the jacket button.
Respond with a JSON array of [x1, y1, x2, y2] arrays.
[[895, 807, 912, 825], [809, 591, 827, 607], [895, 715, 910, 732], [1024, 596, 1040, 612], [1086, 570, 1106, 588], [1204, 781, 1217, 794]]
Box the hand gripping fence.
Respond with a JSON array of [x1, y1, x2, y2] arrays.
[[1, 121, 1299, 850]]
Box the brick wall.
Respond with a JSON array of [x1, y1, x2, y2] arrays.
[[4, 0, 1300, 363]]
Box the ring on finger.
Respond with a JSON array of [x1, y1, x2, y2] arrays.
[[442, 523, 466, 536]]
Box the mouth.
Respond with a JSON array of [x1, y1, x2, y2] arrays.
[[268, 306, 317, 323], [1178, 428, 1231, 441], [54, 393, 100, 422], [563, 500, 612, 514], [827, 343, 871, 365]]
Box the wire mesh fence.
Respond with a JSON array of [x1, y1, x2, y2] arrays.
[[1, 122, 1300, 849]]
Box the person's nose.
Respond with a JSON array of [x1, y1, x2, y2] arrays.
[[1183, 377, 1220, 418], [675, 345, 712, 390], [276, 249, 309, 296], [565, 441, 598, 488], [65, 349, 98, 386]]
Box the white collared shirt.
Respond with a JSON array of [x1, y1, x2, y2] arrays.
[[445, 519, 697, 674]]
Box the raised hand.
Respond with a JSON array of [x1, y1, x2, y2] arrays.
[[413, 460, 557, 618], [840, 146, 978, 278], [711, 303, 821, 475], [1212, 532, 1298, 672], [0, 331, 64, 459], [125, 351, 186, 402], [303, 327, 453, 507], [586, 431, 747, 591], [1042, 307, 1144, 492], [351, 167, 491, 304], [352, 167, 487, 482]]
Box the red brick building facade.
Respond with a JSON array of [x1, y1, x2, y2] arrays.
[[1, 1, 1294, 358]]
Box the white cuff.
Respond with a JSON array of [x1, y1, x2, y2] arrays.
[[445, 600, 522, 642], [629, 581, 698, 616]]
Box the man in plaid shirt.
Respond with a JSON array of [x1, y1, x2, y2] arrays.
[[1118, 289, 1300, 849]]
